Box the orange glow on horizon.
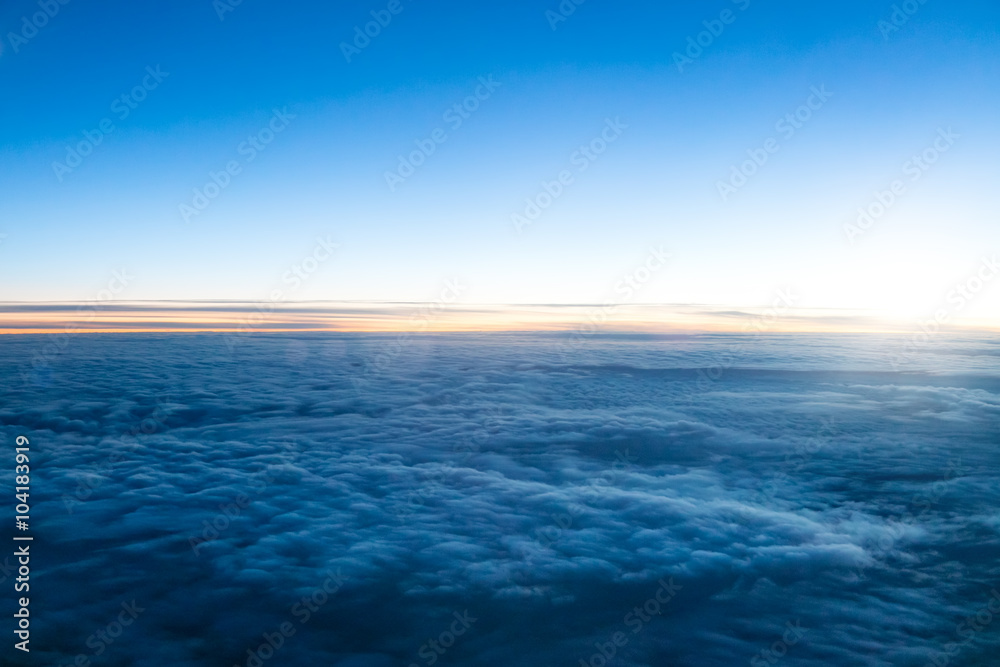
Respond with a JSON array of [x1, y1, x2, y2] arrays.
[[0, 301, 996, 335]]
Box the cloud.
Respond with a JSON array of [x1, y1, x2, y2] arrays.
[[0, 332, 997, 665], [2, 301, 999, 334]]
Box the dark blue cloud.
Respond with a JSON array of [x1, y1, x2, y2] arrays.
[[0, 333, 997, 666]]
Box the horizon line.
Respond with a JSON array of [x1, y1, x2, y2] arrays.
[[0, 300, 996, 335]]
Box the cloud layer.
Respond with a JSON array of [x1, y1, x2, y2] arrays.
[[1, 332, 998, 666], [2, 300, 993, 334]]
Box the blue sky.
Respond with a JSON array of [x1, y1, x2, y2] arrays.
[[1, 0, 998, 327]]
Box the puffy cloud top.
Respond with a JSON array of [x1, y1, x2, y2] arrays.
[[1, 332, 998, 666]]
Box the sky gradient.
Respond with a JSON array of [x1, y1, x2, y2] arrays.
[[1, 0, 998, 331]]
